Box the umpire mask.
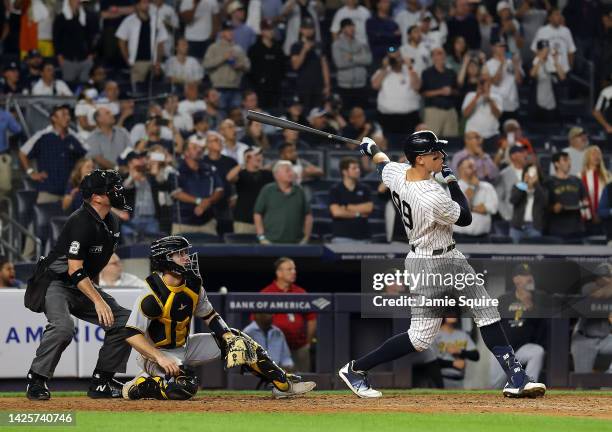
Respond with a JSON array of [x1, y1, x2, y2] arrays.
[[81, 169, 132, 212]]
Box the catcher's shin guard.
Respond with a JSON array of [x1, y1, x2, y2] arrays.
[[124, 376, 166, 400]]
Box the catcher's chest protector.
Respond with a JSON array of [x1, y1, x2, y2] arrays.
[[141, 273, 201, 349]]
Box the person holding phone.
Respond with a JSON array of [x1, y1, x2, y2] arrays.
[[509, 162, 548, 243]]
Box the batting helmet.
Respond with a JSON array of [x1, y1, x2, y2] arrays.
[[402, 130, 448, 162], [150, 235, 200, 277], [80, 169, 131, 211]]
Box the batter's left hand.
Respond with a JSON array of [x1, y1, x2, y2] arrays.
[[434, 164, 457, 184], [359, 137, 378, 157]]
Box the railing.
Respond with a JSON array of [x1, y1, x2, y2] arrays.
[[0, 202, 42, 261], [567, 54, 596, 113]]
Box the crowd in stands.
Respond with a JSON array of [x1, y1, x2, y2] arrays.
[[1, 0, 612, 248]]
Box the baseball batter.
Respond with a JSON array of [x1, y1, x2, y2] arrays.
[[338, 131, 546, 398]]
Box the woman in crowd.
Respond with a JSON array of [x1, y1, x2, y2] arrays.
[[581, 145, 611, 234]]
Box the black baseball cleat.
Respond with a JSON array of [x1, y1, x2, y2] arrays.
[[26, 371, 51, 400], [87, 375, 124, 399]]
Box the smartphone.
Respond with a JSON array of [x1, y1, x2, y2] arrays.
[[150, 152, 165, 162]]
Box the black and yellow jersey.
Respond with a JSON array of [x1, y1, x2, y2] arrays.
[[125, 272, 214, 349]]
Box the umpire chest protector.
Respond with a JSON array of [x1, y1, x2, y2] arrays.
[[141, 273, 202, 349]]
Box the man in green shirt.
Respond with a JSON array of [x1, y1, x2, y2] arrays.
[[254, 161, 312, 244]]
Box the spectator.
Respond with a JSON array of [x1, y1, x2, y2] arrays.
[[247, 19, 286, 109], [561, 127, 589, 177], [129, 104, 174, 145], [331, 0, 371, 45], [187, 111, 210, 147], [172, 141, 224, 235], [19, 105, 87, 204], [419, 12, 445, 53], [433, 317, 479, 389], [493, 119, 535, 168], [0, 108, 21, 195], [450, 131, 499, 183], [1, 62, 24, 95], [203, 88, 224, 130], [283, 95, 308, 126], [163, 37, 205, 85], [447, 0, 481, 50], [219, 119, 250, 165], [545, 151, 588, 240], [278, 142, 324, 184], [457, 54, 485, 104], [116, 0, 168, 86], [600, 14, 612, 89], [89, 64, 108, 93], [290, 17, 331, 110], [332, 19, 372, 111], [400, 24, 430, 76], [99, 253, 148, 288], [394, 0, 422, 45], [242, 119, 271, 150], [461, 75, 502, 145], [163, 94, 193, 134], [74, 87, 99, 141], [531, 8, 576, 72], [453, 156, 498, 237], [226, 1, 257, 53], [121, 150, 161, 242], [0, 255, 22, 288], [21, 50, 43, 90], [421, 47, 459, 137], [509, 163, 548, 243], [342, 107, 384, 149], [485, 38, 523, 124], [227, 147, 273, 233], [203, 130, 238, 233], [446, 35, 468, 73], [203, 20, 251, 113], [30, 62, 73, 96], [581, 145, 611, 234], [259, 257, 317, 371], [515, 0, 549, 63], [529, 39, 566, 122], [243, 313, 295, 370], [52, 0, 96, 85], [366, 0, 401, 67], [599, 181, 612, 244], [134, 115, 183, 155], [496, 144, 528, 223], [150, 0, 180, 58], [593, 80, 612, 142], [329, 157, 373, 243], [62, 157, 95, 212], [322, 94, 347, 134], [281, 0, 322, 55], [493, 263, 548, 388], [99, 0, 135, 67], [299, 107, 335, 148], [571, 262, 612, 373], [240, 91, 276, 135], [372, 46, 421, 136], [278, 128, 309, 151], [99, 80, 121, 116], [476, 5, 494, 57], [179, 0, 220, 59], [17, 0, 54, 58], [494, 1, 524, 57], [254, 160, 312, 244], [178, 82, 207, 118]]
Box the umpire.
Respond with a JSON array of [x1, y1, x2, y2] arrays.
[[25, 169, 134, 400]]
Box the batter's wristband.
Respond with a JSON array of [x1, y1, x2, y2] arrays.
[[69, 268, 88, 286], [370, 144, 381, 157]]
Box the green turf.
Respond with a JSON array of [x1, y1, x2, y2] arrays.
[[0, 412, 611, 432]]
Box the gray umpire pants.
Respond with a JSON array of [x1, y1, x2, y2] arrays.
[[30, 280, 132, 378]]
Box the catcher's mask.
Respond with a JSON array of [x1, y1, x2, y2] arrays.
[[150, 236, 200, 277]]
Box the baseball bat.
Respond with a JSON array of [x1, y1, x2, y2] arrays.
[[246, 110, 361, 146]]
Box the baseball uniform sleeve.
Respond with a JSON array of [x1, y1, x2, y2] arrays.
[[65, 219, 93, 260], [125, 293, 152, 335], [194, 287, 215, 318], [381, 161, 406, 188], [424, 185, 461, 225]]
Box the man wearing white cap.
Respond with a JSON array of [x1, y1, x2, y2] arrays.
[[530, 8, 576, 73], [226, 0, 257, 52], [495, 1, 523, 57]]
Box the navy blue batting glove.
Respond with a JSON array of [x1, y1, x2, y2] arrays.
[[359, 137, 378, 158], [435, 164, 457, 184]]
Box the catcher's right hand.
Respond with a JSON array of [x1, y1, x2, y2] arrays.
[[222, 332, 256, 369]]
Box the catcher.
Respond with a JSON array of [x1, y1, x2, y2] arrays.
[[121, 235, 316, 400]]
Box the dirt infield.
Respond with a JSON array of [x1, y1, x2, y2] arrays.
[[1, 393, 611, 419]]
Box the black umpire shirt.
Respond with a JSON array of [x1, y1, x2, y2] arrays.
[[329, 181, 372, 240], [47, 202, 120, 285]]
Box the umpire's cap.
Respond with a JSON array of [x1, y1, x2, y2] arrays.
[[403, 130, 448, 160]]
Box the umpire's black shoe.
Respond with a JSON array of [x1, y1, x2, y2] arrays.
[[26, 371, 51, 401], [87, 376, 123, 399]]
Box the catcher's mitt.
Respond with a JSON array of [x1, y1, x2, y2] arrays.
[[222, 332, 257, 369]]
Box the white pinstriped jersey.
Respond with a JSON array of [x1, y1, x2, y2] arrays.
[[382, 162, 460, 250]]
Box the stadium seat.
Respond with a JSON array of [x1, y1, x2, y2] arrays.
[[14, 262, 35, 283], [327, 151, 356, 180], [312, 191, 330, 206], [16, 190, 38, 228], [33, 203, 65, 252], [584, 235, 607, 245], [489, 234, 512, 244], [518, 236, 563, 244], [179, 232, 222, 245], [311, 204, 330, 218], [223, 233, 258, 244], [492, 220, 510, 236], [454, 234, 489, 243], [312, 217, 332, 239], [50, 216, 69, 246]]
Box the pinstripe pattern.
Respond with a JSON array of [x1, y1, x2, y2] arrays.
[[382, 162, 500, 351]]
